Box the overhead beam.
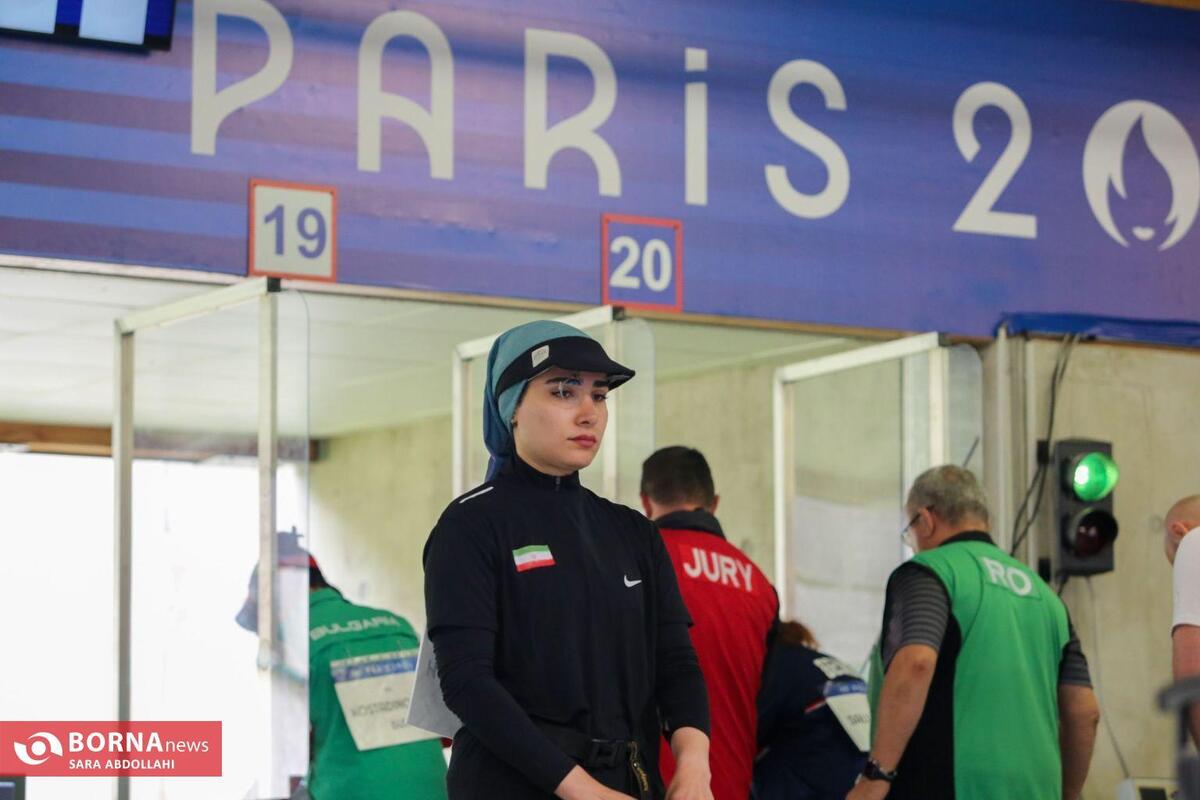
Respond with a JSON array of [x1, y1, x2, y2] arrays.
[[0, 421, 111, 455], [0, 421, 318, 461]]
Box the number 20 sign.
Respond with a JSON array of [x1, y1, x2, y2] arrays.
[[601, 214, 683, 312], [249, 179, 337, 282]]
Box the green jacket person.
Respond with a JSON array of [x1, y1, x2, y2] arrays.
[[308, 557, 448, 800], [849, 466, 1100, 800]]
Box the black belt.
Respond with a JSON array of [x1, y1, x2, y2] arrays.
[[533, 720, 653, 800]]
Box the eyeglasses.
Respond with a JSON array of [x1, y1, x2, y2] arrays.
[[900, 506, 933, 549]]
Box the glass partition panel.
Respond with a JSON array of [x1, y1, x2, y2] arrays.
[[947, 344, 985, 476], [788, 357, 907, 668], [0, 452, 116, 800], [128, 290, 308, 800], [610, 318, 655, 510], [780, 341, 984, 670]]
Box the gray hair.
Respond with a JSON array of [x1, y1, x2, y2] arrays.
[[907, 465, 990, 527]]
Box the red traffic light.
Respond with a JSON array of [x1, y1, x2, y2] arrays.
[[1064, 508, 1118, 558]]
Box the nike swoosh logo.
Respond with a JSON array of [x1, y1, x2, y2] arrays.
[[624, 576, 642, 588]]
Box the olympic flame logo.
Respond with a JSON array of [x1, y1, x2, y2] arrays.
[[1083, 100, 1200, 251]]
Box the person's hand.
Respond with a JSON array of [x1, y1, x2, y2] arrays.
[[664, 752, 713, 800], [845, 776, 891, 800], [555, 765, 637, 800]]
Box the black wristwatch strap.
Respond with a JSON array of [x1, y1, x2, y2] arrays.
[[862, 757, 898, 783]]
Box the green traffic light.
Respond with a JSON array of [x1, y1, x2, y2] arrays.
[[1071, 452, 1119, 502]]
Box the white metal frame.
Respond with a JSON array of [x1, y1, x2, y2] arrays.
[[990, 323, 1015, 553], [770, 332, 947, 614], [112, 277, 279, 800], [1020, 334, 1040, 565], [451, 306, 619, 497]]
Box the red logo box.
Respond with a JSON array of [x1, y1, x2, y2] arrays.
[[0, 721, 221, 777]]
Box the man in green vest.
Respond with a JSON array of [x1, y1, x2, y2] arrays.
[[308, 557, 448, 800], [849, 466, 1100, 800], [235, 537, 448, 799]]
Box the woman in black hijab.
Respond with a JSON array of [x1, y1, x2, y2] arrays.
[[423, 321, 712, 800]]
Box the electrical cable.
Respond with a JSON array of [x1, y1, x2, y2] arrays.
[[1009, 461, 1045, 556], [1019, 334, 1077, 536], [1085, 576, 1132, 780], [1010, 333, 1079, 557]]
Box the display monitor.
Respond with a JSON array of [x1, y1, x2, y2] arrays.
[[0, 0, 176, 50], [0, 775, 25, 800]]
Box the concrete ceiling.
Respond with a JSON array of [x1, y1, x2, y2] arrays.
[[0, 267, 857, 440]]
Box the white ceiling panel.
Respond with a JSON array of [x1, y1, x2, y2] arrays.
[[0, 267, 860, 440], [0, 269, 201, 307], [0, 333, 111, 365], [0, 296, 127, 335]]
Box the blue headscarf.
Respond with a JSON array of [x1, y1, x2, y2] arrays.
[[483, 320, 600, 480]]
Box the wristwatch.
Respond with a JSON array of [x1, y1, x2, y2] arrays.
[[862, 757, 898, 783]]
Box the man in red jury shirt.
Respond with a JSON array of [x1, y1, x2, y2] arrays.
[[641, 446, 779, 800]]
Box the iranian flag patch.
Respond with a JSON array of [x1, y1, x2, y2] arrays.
[[513, 544, 556, 572]]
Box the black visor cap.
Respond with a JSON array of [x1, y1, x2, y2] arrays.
[[495, 336, 635, 398]]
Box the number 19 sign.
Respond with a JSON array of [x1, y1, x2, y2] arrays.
[[249, 179, 338, 282], [601, 213, 683, 312]]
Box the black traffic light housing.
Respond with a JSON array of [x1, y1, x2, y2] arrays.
[[1053, 439, 1119, 576]]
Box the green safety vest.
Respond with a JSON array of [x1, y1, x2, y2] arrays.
[[308, 588, 447, 800], [868, 535, 1069, 799]]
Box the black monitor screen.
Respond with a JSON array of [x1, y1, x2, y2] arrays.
[[0, 775, 24, 800], [0, 0, 177, 50], [1139, 789, 1168, 800]]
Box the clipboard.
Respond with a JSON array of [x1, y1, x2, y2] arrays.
[[405, 630, 463, 738]]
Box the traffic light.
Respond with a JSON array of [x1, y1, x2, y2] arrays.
[[1054, 439, 1119, 576]]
